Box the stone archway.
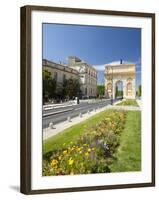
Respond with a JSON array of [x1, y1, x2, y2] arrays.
[[105, 61, 136, 99]]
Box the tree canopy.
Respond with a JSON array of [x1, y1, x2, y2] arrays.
[[43, 69, 81, 102], [43, 69, 56, 102], [97, 85, 105, 98], [63, 78, 81, 99]]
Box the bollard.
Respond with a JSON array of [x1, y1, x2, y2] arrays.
[[94, 108, 96, 112], [67, 116, 71, 122], [87, 110, 90, 114], [79, 113, 82, 118], [49, 122, 54, 129]]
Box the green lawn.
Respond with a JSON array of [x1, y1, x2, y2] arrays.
[[110, 111, 141, 172], [116, 99, 138, 106], [43, 109, 113, 154]]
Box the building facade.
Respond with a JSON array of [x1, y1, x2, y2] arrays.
[[68, 56, 97, 98], [43, 59, 79, 85], [105, 60, 136, 99]]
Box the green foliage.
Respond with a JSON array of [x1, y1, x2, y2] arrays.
[[97, 85, 105, 98], [43, 69, 56, 102], [138, 84, 141, 97], [136, 84, 141, 97], [63, 78, 81, 99], [43, 69, 81, 102]]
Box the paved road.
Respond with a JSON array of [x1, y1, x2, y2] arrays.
[[42, 100, 111, 128]]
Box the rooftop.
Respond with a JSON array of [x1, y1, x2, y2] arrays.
[[105, 60, 135, 67], [68, 56, 96, 71], [43, 59, 79, 75]]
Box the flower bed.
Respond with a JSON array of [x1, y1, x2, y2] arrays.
[[43, 110, 126, 176]]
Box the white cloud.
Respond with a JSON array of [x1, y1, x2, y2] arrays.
[[93, 64, 105, 71]]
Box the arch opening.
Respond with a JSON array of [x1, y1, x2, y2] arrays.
[[115, 81, 123, 100]]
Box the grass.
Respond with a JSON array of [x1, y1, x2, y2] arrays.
[[110, 111, 141, 172], [43, 109, 113, 154], [116, 99, 138, 106]]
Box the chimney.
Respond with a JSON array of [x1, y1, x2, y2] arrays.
[[120, 59, 123, 64]]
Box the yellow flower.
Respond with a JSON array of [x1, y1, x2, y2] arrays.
[[71, 147, 75, 151], [92, 148, 95, 151], [85, 152, 89, 157], [77, 147, 82, 152], [51, 159, 58, 167], [88, 148, 91, 152], [63, 150, 67, 155], [79, 150, 82, 154], [83, 144, 87, 146], [68, 158, 74, 165]]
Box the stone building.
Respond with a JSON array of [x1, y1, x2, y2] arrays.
[[105, 60, 136, 99], [68, 56, 97, 98], [43, 59, 79, 85]]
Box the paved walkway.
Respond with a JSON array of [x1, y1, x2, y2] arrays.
[[110, 105, 141, 111]]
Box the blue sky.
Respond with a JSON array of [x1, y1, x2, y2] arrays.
[[43, 23, 141, 89]]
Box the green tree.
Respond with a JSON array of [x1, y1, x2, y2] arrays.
[[43, 69, 56, 102], [138, 84, 141, 97], [97, 85, 105, 98], [64, 78, 81, 99], [55, 84, 64, 101]]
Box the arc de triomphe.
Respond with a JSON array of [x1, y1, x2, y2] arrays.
[[105, 60, 136, 99]]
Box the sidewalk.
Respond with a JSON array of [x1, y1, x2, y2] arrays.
[[110, 105, 141, 111]]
